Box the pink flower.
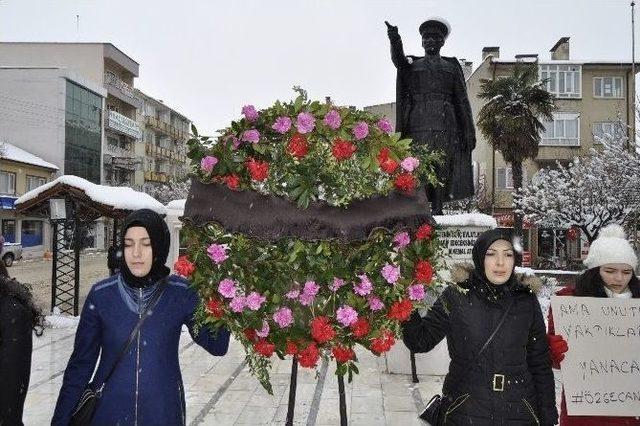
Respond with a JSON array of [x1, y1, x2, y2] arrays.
[[377, 118, 393, 134], [241, 129, 260, 144], [336, 305, 358, 326], [408, 284, 426, 301], [224, 135, 241, 150], [286, 289, 300, 299], [299, 293, 315, 306], [200, 156, 218, 173], [207, 243, 228, 264], [400, 157, 420, 172], [353, 274, 373, 296], [273, 307, 294, 328], [242, 105, 259, 122], [272, 116, 292, 134], [299, 280, 320, 306], [352, 122, 369, 140], [330, 277, 346, 292], [303, 280, 320, 296], [229, 296, 246, 313], [295, 112, 316, 134], [245, 291, 266, 310], [217, 278, 237, 298], [256, 320, 270, 338], [368, 296, 385, 311], [393, 232, 410, 249], [323, 110, 342, 130], [381, 263, 401, 284]]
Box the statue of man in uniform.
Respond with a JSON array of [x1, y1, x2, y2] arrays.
[[386, 18, 476, 214]]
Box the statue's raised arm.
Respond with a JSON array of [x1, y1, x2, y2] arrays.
[[385, 21, 409, 68]]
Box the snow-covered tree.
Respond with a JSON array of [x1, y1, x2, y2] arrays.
[[144, 179, 190, 204], [515, 138, 640, 243]]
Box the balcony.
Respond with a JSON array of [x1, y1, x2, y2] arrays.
[[145, 116, 188, 140], [144, 143, 187, 162], [107, 110, 142, 140], [104, 71, 142, 109], [144, 170, 168, 183]]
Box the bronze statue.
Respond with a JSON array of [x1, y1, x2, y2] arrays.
[[386, 18, 476, 214]]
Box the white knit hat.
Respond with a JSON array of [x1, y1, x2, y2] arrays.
[[584, 224, 638, 269]]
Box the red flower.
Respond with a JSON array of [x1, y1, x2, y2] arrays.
[[310, 316, 335, 344], [350, 317, 370, 338], [224, 174, 241, 190], [394, 172, 417, 193], [287, 133, 309, 159], [416, 223, 433, 241], [298, 343, 320, 368], [377, 147, 398, 174], [254, 339, 275, 358], [331, 138, 357, 161], [387, 299, 413, 322], [415, 260, 434, 284], [332, 345, 355, 364], [285, 340, 299, 356], [246, 157, 269, 181], [244, 328, 258, 342], [370, 330, 395, 355], [205, 298, 224, 319], [174, 255, 195, 277]]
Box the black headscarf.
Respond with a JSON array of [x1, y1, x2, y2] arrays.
[[119, 209, 170, 288], [471, 228, 519, 290]]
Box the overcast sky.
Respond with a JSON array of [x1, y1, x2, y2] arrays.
[[0, 0, 637, 134]]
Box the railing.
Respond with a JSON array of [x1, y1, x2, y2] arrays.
[[104, 71, 137, 102], [539, 138, 580, 147], [144, 115, 188, 140], [144, 143, 187, 162], [144, 171, 168, 183]]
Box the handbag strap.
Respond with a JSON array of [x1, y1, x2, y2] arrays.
[[459, 297, 515, 382], [95, 278, 168, 394]]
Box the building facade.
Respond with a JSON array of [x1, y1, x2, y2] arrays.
[[0, 143, 58, 257], [135, 90, 190, 191], [468, 38, 637, 267]]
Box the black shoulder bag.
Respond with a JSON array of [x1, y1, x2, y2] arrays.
[[419, 298, 515, 425], [70, 279, 167, 426]]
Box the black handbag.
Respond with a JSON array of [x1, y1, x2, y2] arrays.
[[419, 298, 514, 425], [70, 279, 167, 426]]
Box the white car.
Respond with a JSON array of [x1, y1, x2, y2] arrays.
[[1, 242, 23, 267]]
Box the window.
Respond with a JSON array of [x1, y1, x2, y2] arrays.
[[496, 167, 527, 190], [26, 175, 46, 191], [593, 122, 625, 143], [1, 220, 16, 243], [0, 171, 16, 194], [593, 77, 623, 98], [540, 64, 582, 98], [541, 112, 580, 146], [21, 220, 43, 247]]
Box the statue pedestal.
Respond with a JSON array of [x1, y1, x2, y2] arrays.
[[384, 213, 496, 376]]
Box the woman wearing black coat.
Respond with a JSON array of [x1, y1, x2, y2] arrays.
[[0, 262, 44, 425], [402, 228, 558, 425]]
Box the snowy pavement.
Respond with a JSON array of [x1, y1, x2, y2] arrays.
[[25, 324, 444, 425]]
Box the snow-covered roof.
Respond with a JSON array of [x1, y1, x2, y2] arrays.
[[15, 175, 166, 214], [434, 213, 497, 228], [0, 142, 59, 170]]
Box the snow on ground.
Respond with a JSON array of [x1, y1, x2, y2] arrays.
[[15, 175, 166, 214], [45, 307, 80, 329]]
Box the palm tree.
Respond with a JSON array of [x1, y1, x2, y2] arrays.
[[477, 64, 555, 263]]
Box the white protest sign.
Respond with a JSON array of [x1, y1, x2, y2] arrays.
[[437, 227, 488, 262], [550, 296, 640, 416]]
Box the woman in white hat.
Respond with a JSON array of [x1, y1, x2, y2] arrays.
[[547, 224, 640, 426]]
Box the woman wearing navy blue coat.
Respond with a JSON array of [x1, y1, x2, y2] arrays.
[[52, 209, 230, 425]]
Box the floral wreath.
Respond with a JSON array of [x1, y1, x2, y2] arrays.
[[178, 89, 444, 392]]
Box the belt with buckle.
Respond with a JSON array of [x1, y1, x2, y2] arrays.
[[492, 374, 505, 392]]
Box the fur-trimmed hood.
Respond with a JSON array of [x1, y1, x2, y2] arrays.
[[450, 262, 542, 295]]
